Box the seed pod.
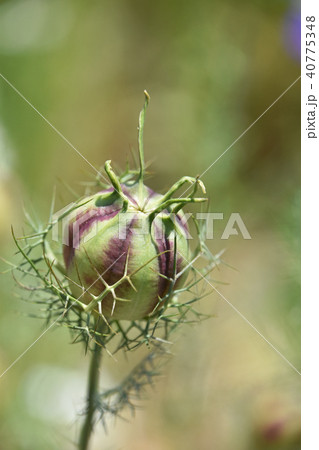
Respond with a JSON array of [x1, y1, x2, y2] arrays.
[[63, 182, 191, 320], [62, 92, 207, 321]]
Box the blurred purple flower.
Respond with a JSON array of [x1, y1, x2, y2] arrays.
[[283, 7, 301, 61]]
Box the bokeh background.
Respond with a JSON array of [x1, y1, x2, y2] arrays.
[[0, 0, 300, 449]]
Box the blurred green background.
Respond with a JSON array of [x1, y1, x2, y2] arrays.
[[0, 0, 300, 449]]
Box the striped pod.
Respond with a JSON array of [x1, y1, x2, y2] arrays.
[[63, 183, 190, 320]]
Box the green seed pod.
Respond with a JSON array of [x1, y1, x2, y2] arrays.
[[63, 182, 191, 320], [62, 92, 207, 321]]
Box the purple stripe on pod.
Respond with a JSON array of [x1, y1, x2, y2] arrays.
[[74, 217, 137, 301], [63, 205, 122, 269], [153, 223, 172, 299], [151, 218, 188, 311], [63, 226, 75, 270], [76, 207, 121, 242], [102, 217, 136, 284], [175, 213, 190, 236]]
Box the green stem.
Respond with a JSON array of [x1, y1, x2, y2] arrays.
[[79, 339, 104, 450], [138, 90, 150, 185]]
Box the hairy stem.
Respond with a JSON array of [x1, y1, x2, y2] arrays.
[[79, 339, 104, 450]]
